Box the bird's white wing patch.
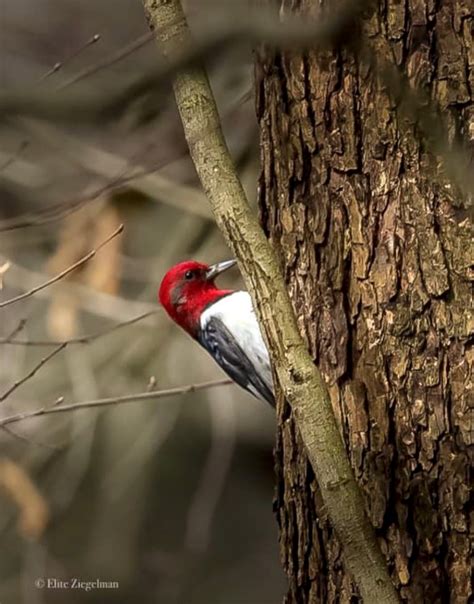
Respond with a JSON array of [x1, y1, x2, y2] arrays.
[[200, 291, 273, 395]]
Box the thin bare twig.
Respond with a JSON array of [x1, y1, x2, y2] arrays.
[[1, 32, 151, 190], [0, 150, 206, 232], [0, 379, 233, 427], [0, 343, 67, 403], [0, 425, 61, 451], [4, 260, 155, 321], [0, 80, 252, 232], [3, 318, 27, 342], [0, 174, 128, 233], [37, 34, 101, 82], [0, 311, 157, 346], [0, 224, 123, 308], [21, 121, 212, 220], [57, 32, 153, 90]]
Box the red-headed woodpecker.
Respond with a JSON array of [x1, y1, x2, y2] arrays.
[[159, 260, 274, 406]]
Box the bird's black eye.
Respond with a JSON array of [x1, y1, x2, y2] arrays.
[[184, 270, 194, 280]]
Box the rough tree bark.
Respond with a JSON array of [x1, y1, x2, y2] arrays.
[[256, 1, 473, 603]]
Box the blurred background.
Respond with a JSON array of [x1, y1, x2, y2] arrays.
[[0, 0, 285, 602]]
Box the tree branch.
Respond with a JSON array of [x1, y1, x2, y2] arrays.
[[0, 311, 157, 346], [0, 379, 232, 428], [0, 343, 67, 403], [142, 1, 399, 602], [38, 33, 101, 82], [3, 318, 27, 342], [56, 32, 145, 90], [0, 224, 123, 308]]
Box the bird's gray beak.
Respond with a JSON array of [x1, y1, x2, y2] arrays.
[[205, 259, 237, 281]]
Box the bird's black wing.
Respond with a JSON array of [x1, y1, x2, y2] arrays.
[[198, 316, 275, 407]]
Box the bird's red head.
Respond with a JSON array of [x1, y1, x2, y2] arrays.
[[158, 259, 236, 337]]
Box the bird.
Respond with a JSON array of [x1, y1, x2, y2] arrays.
[[159, 259, 274, 406]]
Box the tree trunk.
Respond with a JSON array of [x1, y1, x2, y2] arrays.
[[256, 1, 473, 602]]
